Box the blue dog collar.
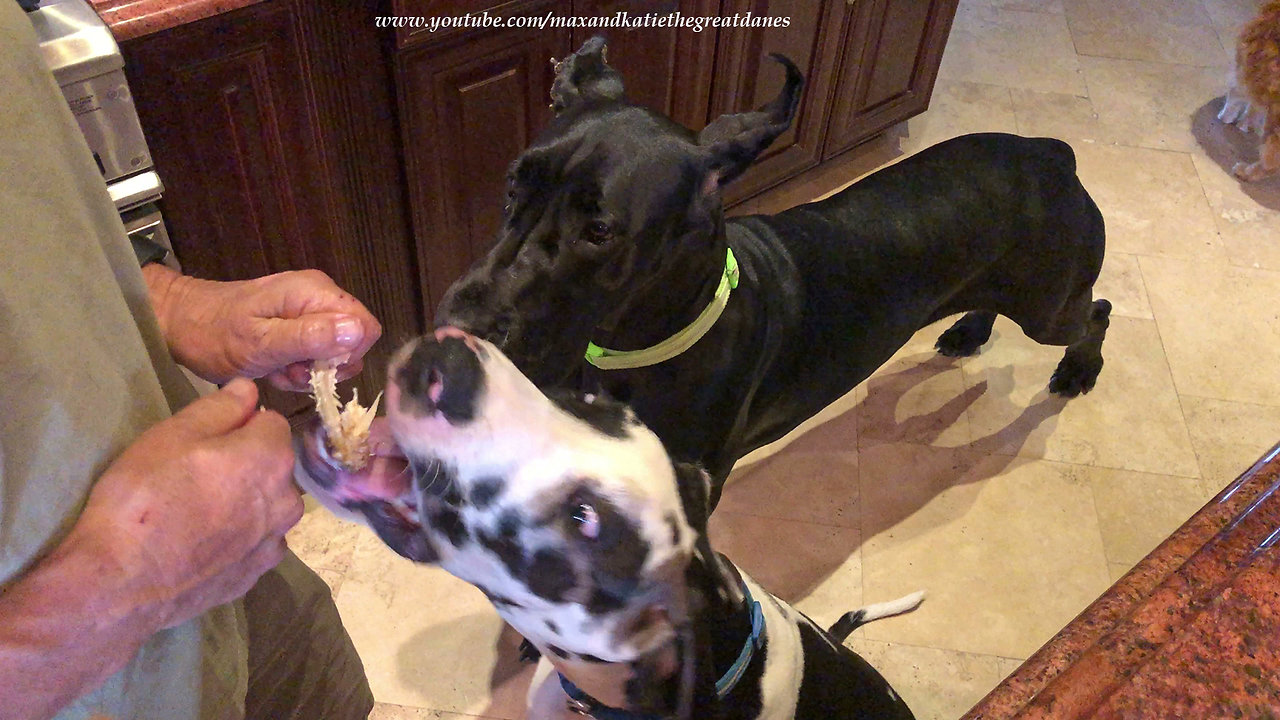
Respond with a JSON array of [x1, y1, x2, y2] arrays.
[[715, 582, 766, 697], [557, 581, 766, 718]]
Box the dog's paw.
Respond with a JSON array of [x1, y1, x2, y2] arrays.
[[935, 322, 989, 357], [1233, 160, 1276, 182], [1219, 97, 1247, 124], [1049, 355, 1103, 398]]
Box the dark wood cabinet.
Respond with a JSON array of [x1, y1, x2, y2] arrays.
[[708, 0, 845, 205], [824, 0, 960, 157], [395, 4, 572, 311], [113, 0, 956, 415], [391, 0, 959, 310], [120, 0, 420, 416], [395, 0, 723, 310], [123, 2, 323, 283]]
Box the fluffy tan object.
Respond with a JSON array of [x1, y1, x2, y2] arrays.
[[309, 361, 382, 471], [1221, 0, 1280, 180]]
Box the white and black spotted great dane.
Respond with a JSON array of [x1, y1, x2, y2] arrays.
[[295, 328, 922, 720]]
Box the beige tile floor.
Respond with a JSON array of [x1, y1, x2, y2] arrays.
[[289, 2, 1280, 717]]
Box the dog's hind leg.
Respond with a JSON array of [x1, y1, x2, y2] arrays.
[[1048, 298, 1112, 397], [935, 310, 998, 357]]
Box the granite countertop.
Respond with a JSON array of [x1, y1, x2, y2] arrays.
[[965, 441, 1280, 719], [89, 0, 268, 41]]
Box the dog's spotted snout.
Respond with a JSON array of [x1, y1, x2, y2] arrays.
[[395, 333, 486, 424]]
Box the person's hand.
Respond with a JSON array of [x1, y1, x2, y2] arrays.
[[66, 379, 304, 630], [145, 266, 382, 390]]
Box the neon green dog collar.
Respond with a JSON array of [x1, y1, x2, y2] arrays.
[[584, 247, 739, 370]]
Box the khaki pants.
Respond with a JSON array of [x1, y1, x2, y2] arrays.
[[243, 552, 373, 720]]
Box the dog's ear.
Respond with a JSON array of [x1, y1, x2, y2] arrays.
[[697, 53, 804, 188], [550, 35, 625, 114], [673, 462, 713, 537]]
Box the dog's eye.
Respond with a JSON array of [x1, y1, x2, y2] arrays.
[[584, 221, 612, 244], [571, 503, 601, 539]]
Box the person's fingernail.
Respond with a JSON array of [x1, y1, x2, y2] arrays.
[[334, 317, 363, 347]]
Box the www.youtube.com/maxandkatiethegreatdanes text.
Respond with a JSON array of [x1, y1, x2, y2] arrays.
[[374, 11, 791, 33]]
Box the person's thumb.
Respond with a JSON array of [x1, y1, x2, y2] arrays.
[[170, 377, 260, 439], [253, 313, 366, 369]]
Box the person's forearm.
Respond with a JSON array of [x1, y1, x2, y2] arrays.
[[0, 527, 158, 720]]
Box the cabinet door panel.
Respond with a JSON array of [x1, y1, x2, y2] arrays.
[[709, 0, 844, 205], [397, 11, 571, 312], [124, 4, 328, 419], [824, 0, 960, 157], [126, 3, 322, 282]]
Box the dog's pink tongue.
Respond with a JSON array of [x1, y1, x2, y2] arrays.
[[330, 418, 412, 501]]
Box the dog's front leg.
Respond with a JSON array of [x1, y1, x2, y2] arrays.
[[1220, 82, 1253, 126], [526, 659, 582, 719]]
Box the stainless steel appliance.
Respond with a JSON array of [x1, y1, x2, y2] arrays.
[[26, 0, 178, 268]]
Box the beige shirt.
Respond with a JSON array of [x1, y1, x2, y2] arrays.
[[0, 3, 246, 717]]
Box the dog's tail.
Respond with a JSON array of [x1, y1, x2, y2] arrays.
[[827, 591, 926, 642]]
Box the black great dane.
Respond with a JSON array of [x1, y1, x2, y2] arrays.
[[438, 36, 1111, 507]]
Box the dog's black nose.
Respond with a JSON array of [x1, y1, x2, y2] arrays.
[[394, 333, 485, 424]]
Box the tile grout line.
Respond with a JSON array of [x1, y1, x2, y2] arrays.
[[1200, 0, 1238, 69], [954, 331, 980, 459], [1178, 391, 1280, 410], [856, 433, 1204, 481], [1184, 148, 1235, 262], [1079, 462, 1120, 568], [372, 703, 506, 720], [1062, 0, 1084, 60], [849, 634, 1028, 666], [1131, 254, 1210, 489], [1007, 82, 1026, 140], [716, 507, 863, 534], [1072, 51, 1230, 71]]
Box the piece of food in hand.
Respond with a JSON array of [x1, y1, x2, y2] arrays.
[[309, 361, 382, 471]]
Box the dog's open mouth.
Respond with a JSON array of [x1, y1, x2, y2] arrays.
[[296, 416, 418, 528]]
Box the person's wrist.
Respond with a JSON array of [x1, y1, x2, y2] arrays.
[[13, 519, 165, 680], [58, 517, 168, 636], [143, 269, 236, 380], [140, 264, 188, 351]]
